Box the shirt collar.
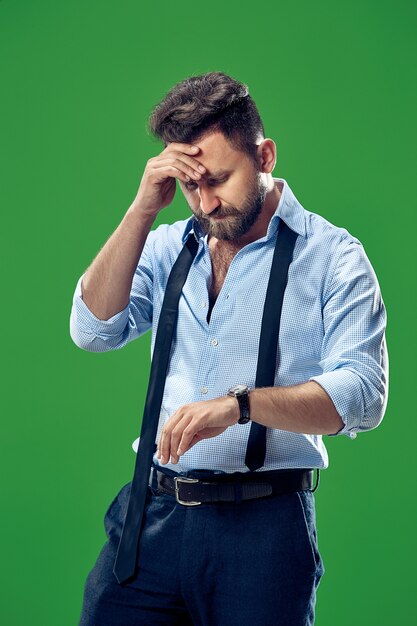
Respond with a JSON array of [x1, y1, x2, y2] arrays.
[[181, 213, 205, 244], [265, 177, 308, 239], [181, 177, 307, 244]]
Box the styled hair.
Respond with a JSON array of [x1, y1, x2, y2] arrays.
[[147, 71, 265, 164]]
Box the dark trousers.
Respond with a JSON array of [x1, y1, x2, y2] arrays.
[[79, 464, 325, 625]]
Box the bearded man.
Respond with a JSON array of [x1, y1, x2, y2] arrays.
[[70, 71, 388, 626]]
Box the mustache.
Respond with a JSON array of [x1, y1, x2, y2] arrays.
[[196, 205, 239, 219]]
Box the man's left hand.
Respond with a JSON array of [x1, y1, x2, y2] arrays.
[[156, 396, 240, 464]]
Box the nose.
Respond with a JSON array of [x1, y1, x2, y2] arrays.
[[199, 186, 221, 214]]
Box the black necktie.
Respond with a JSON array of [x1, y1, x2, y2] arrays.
[[113, 221, 298, 584], [113, 234, 199, 584]]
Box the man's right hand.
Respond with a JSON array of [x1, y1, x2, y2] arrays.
[[133, 142, 206, 217], [76, 144, 206, 322]]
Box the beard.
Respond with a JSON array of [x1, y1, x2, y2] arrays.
[[191, 170, 268, 242]]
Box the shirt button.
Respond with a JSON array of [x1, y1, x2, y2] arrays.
[[225, 294, 230, 299], [202, 302, 207, 308], [201, 387, 208, 394], [211, 339, 218, 347]]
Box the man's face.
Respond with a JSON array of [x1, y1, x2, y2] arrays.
[[177, 131, 268, 242]]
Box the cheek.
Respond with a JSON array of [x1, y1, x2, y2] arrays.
[[179, 185, 196, 208], [189, 193, 201, 211], [221, 181, 244, 207], [184, 189, 202, 211]]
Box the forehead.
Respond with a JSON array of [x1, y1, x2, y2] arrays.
[[191, 131, 246, 175]]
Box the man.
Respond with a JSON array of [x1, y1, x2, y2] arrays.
[[70, 71, 388, 625]]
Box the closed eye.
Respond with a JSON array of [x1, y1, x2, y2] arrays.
[[184, 178, 227, 191]]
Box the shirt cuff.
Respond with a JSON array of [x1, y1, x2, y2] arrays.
[[70, 274, 130, 341], [310, 370, 360, 439]]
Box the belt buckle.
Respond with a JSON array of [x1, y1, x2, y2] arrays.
[[174, 476, 202, 506]]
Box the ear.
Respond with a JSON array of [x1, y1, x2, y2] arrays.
[[256, 139, 277, 174]]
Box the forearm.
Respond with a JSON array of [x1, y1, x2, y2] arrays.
[[81, 203, 156, 320], [249, 381, 345, 435]]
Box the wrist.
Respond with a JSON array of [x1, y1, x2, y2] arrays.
[[227, 385, 251, 424], [126, 201, 159, 225], [226, 395, 241, 424]]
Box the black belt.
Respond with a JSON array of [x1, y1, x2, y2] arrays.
[[150, 466, 319, 506]]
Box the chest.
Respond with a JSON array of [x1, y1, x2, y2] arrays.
[[157, 238, 324, 370], [208, 244, 239, 302]]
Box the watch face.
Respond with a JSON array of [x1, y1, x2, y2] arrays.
[[229, 384, 249, 396]]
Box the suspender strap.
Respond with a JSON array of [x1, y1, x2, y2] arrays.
[[113, 234, 199, 584], [245, 221, 298, 470]]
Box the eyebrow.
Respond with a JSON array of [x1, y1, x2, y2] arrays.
[[201, 169, 231, 180]]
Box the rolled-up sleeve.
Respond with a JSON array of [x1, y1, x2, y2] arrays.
[[69, 234, 155, 352], [310, 240, 388, 438]]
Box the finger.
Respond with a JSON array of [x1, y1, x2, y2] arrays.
[[157, 422, 169, 463], [166, 152, 206, 176], [175, 427, 193, 459], [163, 142, 200, 156], [175, 416, 207, 459], [178, 433, 202, 456], [149, 163, 190, 185], [151, 164, 198, 185], [170, 415, 193, 464], [158, 428, 170, 464], [158, 411, 182, 464], [152, 157, 205, 183]]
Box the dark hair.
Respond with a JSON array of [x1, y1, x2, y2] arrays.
[[147, 71, 265, 164]]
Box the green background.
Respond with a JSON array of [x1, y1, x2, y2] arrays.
[[1, 0, 415, 624]]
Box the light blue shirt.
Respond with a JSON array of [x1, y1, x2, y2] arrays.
[[70, 178, 388, 474]]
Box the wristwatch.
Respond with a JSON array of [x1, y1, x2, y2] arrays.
[[227, 385, 251, 424]]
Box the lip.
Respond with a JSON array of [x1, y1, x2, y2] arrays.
[[210, 213, 232, 220]]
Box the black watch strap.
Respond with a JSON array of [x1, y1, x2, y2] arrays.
[[228, 385, 251, 424], [236, 392, 250, 424], [236, 392, 251, 424]]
